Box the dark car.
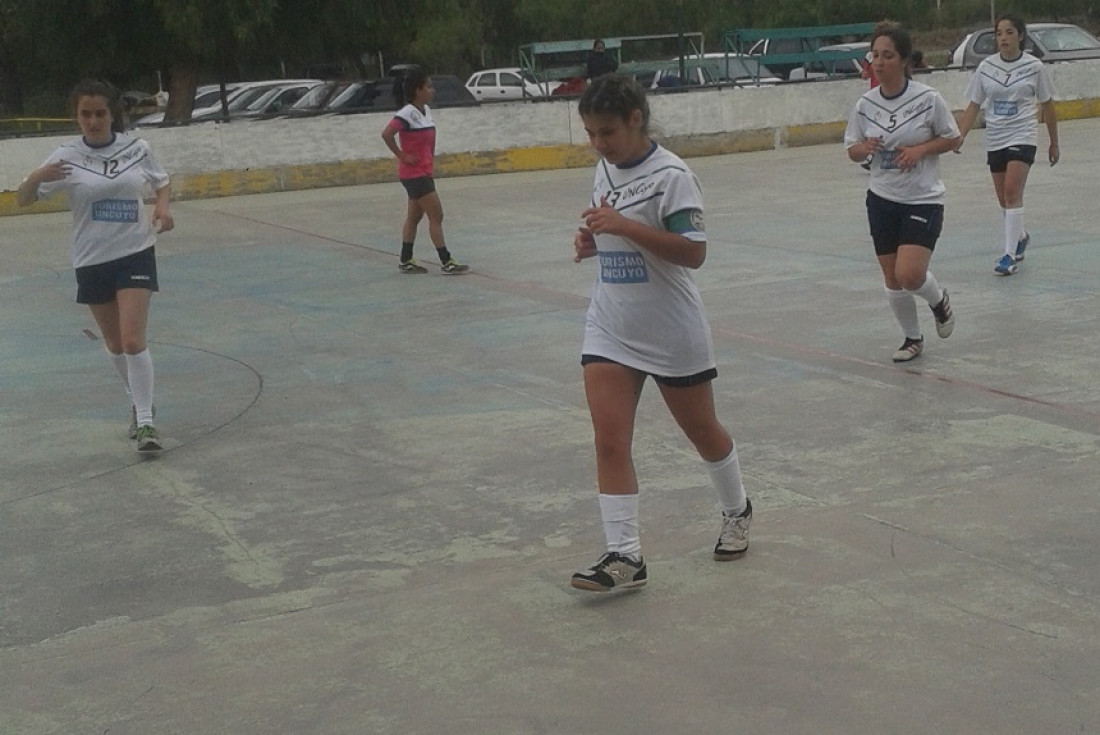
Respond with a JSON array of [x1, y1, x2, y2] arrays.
[[370, 73, 477, 111]]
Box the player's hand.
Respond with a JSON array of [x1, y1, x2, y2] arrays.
[[573, 226, 596, 262], [862, 137, 883, 159], [894, 145, 924, 170], [401, 152, 419, 165], [952, 136, 965, 154], [153, 207, 174, 233], [1049, 143, 1060, 167], [35, 161, 71, 183], [581, 197, 627, 236]]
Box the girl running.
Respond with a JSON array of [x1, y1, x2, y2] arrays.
[[16, 79, 173, 451], [569, 74, 751, 593], [955, 14, 1060, 276], [381, 69, 469, 275], [844, 24, 959, 363]]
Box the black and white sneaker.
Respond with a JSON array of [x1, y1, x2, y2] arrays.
[[892, 337, 924, 363], [714, 499, 752, 561], [571, 552, 647, 592], [930, 288, 955, 339]]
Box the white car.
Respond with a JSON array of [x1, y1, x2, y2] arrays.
[[788, 43, 869, 81], [465, 68, 560, 101]]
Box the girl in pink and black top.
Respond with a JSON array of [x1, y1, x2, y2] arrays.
[[381, 69, 469, 274]]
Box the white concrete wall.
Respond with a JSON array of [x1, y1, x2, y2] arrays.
[[3, 61, 1098, 192]]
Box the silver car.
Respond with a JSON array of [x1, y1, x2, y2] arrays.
[[952, 22, 1100, 69]]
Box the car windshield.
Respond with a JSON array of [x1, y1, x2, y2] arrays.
[[326, 83, 367, 108], [227, 86, 279, 111], [1031, 26, 1100, 51], [244, 88, 286, 111], [294, 83, 341, 109]]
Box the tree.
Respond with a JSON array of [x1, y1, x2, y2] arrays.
[[150, 0, 277, 122]]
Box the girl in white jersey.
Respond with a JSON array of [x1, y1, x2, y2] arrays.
[[954, 15, 1060, 276], [844, 24, 959, 363], [569, 74, 752, 593], [16, 80, 173, 451]]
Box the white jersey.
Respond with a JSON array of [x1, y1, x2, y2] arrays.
[[34, 133, 170, 268], [965, 52, 1053, 150], [844, 79, 960, 206], [582, 143, 715, 377]]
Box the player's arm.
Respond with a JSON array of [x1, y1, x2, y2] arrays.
[[381, 120, 413, 164], [152, 184, 173, 233], [1041, 99, 1059, 166], [954, 102, 981, 151], [582, 198, 705, 269], [16, 161, 70, 207]]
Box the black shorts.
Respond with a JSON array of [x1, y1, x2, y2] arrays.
[[75, 247, 159, 304], [581, 354, 717, 387], [866, 190, 943, 256], [400, 176, 436, 200], [987, 145, 1037, 172]]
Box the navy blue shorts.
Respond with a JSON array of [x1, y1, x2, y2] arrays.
[[75, 247, 158, 304], [987, 145, 1037, 172], [400, 176, 436, 200], [581, 354, 717, 387], [866, 190, 943, 256]]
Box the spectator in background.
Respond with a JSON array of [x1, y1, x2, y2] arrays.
[[585, 39, 619, 81], [911, 49, 928, 70]]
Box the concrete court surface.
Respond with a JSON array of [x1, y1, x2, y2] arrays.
[[1, 118, 1099, 735]]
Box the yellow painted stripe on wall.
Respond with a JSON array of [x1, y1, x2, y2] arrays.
[[2, 101, 1096, 216]]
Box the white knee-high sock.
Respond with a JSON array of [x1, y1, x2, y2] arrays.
[[706, 445, 747, 516], [126, 350, 155, 425], [107, 350, 131, 398], [599, 493, 641, 559], [885, 287, 921, 340], [912, 272, 943, 306], [1004, 207, 1024, 257]]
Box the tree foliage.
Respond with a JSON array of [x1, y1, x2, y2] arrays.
[[1, 0, 1096, 116]]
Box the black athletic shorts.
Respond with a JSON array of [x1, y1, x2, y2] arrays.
[[581, 354, 717, 387], [75, 247, 158, 304], [400, 176, 436, 200], [866, 190, 943, 256], [987, 144, 1037, 172]]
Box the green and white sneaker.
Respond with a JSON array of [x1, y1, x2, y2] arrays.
[[129, 404, 155, 440], [440, 258, 470, 275], [134, 424, 162, 452], [398, 259, 429, 274]]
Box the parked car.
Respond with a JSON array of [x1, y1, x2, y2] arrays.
[[228, 82, 321, 119], [465, 67, 560, 101], [699, 53, 782, 85], [788, 42, 869, 81], [952, 22, 1100, 68], [189, 80, 322, 122], [373, 74, 478, 110], [133, 83, 244, 126], [747, 36, 819, 79], [282, 81, 356, 116], [322, 81, 379, 112], [136, 80, 319, 126]]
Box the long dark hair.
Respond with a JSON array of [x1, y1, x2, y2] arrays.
[[397, 68, 430, 107], [578, 73, 650, 134], [70, 79, 126, 133]]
